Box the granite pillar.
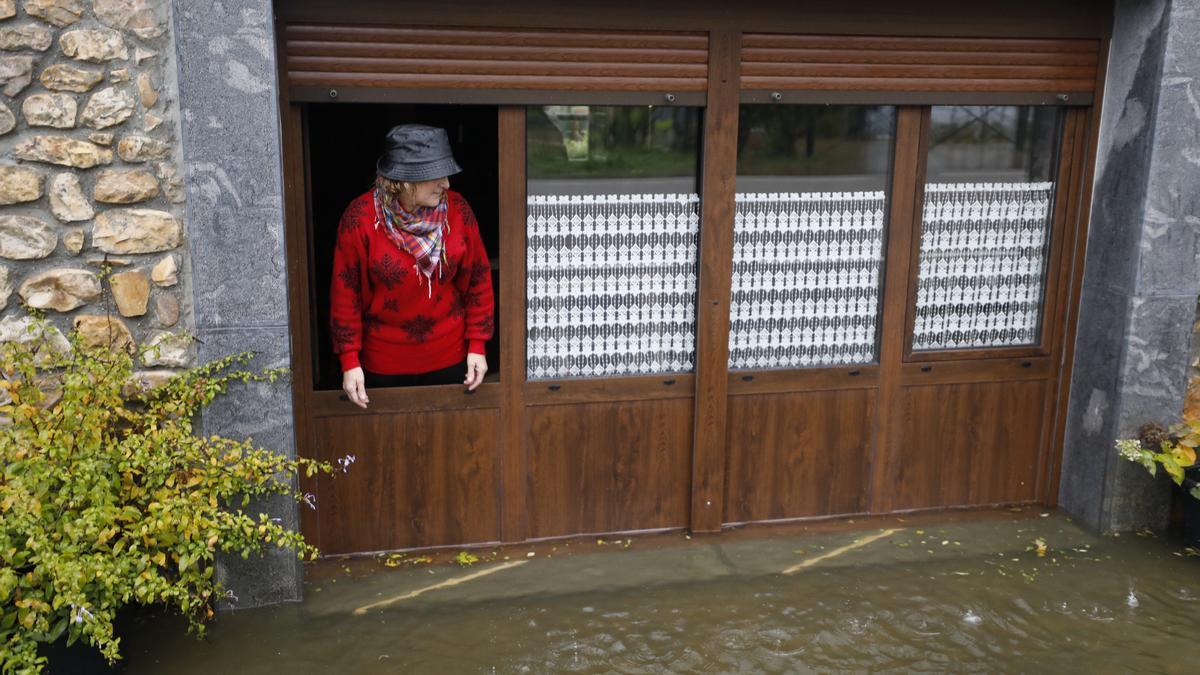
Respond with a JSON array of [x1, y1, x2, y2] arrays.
[[1060, 0, 1200, 532], [171, 1, 301, 607]]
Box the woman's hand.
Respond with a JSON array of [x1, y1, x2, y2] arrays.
[[343, 367, 369, 408], [464, 354, 488, 391]]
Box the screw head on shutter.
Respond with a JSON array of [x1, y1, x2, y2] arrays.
[[664, 93, 677, 103]]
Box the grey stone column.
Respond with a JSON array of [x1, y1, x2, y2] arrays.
[[171, 1, 301, 606], [1060, 0, 1200, 532]]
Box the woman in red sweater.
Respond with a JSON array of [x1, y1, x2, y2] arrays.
[[330, 124, 494, 408]]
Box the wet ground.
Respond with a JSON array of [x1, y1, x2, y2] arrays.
[[116, 510, 1200, 673]]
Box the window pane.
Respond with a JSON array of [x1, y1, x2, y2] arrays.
[[912, 106, 1062, 351], [526, 105, 701, 380], [730, 105, 894, 370]]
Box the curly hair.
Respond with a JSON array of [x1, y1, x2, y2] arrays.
[[374, 175, 410, 204]]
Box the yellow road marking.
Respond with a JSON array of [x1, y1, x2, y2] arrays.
[[353, 560, 529, 615], [782, 528, 902, 575]]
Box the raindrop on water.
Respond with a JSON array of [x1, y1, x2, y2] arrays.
[[963, 610, 982, 626], [1126, 589, 1139, 609]]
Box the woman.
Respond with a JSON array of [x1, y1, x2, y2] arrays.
[[329, 124, 494, 408]]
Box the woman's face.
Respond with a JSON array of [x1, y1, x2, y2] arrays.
[[406, 177, 450, 208]]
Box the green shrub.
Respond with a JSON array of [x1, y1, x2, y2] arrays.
[[0, 316, 343, 673]]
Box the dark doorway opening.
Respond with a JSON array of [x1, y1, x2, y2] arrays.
[[305, 103, 501, 390]]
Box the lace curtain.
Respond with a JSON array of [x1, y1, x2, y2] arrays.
[[728, 191, 887, 370], [526, 193, 700, 379], [912, 181, 1054, 350]]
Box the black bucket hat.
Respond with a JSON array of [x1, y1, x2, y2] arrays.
[[376, 124, 463, 182]]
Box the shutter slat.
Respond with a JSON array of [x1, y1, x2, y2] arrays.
[[289, 41, 708, 64], [741, 76, 1095, 93], [288, 71, 707, 91], [742, 47, 1098, 67], [285, 24, 708, 94], [741, 34, 1099, 95]]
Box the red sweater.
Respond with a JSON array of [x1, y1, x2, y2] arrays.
[[329, 189, 494, 375]]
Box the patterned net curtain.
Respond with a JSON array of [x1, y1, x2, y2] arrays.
[[912, 182, 1053, 350], [730, 191, 886, 369], [526, 194, 700, 379], [912, 105, 1062, 352], [525, 105, 703, 380], [730, 105, 895, 370]]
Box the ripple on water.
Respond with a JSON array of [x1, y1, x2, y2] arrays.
[[120, 529, 1200, 674]]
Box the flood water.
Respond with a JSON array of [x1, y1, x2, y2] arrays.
[[116, 512, 1200, 673]]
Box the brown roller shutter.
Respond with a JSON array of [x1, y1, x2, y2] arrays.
[[284, 24, 708, 103], [741, 35, 1100, 103]]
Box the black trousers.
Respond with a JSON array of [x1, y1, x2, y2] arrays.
[[363, 360, 466, 388]]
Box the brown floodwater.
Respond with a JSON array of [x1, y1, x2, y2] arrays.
[[112, 512, 1200, 673]]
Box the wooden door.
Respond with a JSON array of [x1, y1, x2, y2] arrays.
[[875, 107, 1091, 512], [283, 102, 506, 555]]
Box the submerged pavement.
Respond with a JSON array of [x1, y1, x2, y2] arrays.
[[118, 509, 1200, 673]]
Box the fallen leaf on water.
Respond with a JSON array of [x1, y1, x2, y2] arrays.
[[1027, 533, 1046, 554]]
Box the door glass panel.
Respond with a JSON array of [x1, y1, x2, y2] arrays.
[[526, 105, 702, 380], [912, 105, 1062, 351], [731, 105, 894, 370]]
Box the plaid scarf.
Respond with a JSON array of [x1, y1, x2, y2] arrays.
[[373, 188, 450, 291]]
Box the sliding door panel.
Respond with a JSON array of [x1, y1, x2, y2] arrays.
[[724, 104, 894, 524]]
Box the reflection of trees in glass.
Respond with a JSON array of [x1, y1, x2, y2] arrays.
[[736, 105, 894, 177], [527, 105, 700, 179], [926, 106, 1060, 181]]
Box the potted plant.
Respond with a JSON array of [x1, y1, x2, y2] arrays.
[[1116, 421, 1200, 543], [0, 315, 347, 673]]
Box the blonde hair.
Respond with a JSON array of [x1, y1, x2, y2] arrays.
[[374, 175, 410, 204]]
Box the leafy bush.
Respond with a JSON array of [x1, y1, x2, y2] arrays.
[[1116, 421, 1200, 498], [0, 316, 342, 673]]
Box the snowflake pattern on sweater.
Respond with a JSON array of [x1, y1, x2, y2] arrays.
[[329, 190, 494, 375]]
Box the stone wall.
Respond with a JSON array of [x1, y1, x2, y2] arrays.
[[0, 0, 189, 378]]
